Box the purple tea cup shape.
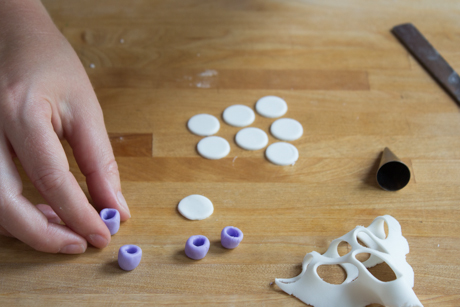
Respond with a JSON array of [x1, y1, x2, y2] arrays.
[[118, 245, 142, 271], [221, 226, 243, 249], [100, 208, 120, 235], [185, 235, 210, 260]]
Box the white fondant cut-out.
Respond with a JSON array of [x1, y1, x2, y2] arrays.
[[255, 96, 288, 118], [235, 127, 268, 151], [187, 114, 220, 136], [178, 195, 214, 220], [270, 118, 303, 141], [265, 142, 299, 166], [275, 215, 423, 307], [197, 136, 230, 160], [222, 105, 255, 127]]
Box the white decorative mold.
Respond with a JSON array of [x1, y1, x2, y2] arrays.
[[275, 215, 423, 307]]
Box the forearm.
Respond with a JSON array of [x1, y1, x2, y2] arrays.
[[0, 0, 62, 45], [0, 0, 69, 87]]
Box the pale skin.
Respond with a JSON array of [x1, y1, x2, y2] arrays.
[[0, 0, 131, 254]]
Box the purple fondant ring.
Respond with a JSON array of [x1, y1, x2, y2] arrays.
[[100, 208, 120, 235], [118, 245, 142, 271], [221, 226, 243, 249], [185, 235, 210, 260]]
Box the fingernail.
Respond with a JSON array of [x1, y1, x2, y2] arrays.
[[88, 234, 109, 248], [117, 191, 131, 218], [60, 244, 86, 254], [48, 216, 62, 224]]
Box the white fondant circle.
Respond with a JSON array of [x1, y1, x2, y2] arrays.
[[270, 118, 303, 141], [235, 127, 268, 151], [178, 195, 214, 220], [197, 136, 230, 159], [255, 96, 288, 118], [187, 114, 220, 136], [222, 105, 255, 127], [265, 142, 299, 166]]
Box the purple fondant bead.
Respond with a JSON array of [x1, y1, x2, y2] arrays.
[[118, 245, 142, 271], [100, 208, 120, 235], [185, 235, 210, 260], [221, 226, 243, 249]]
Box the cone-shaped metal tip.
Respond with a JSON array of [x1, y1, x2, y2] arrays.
[[376, 147, 411, 191]]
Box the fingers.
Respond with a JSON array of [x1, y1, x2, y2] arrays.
[[0, 225, 13, 237], [6, 103, 111, 249], [36, 204, 62, 224], [65, 89, 131, 221], [0, 134, 86, 253], [3, 195, 88, 254]]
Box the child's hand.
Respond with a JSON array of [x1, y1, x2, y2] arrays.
[[0, 0, 131, 254]]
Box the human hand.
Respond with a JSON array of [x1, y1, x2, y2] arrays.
[[0, 0, 130, 254]]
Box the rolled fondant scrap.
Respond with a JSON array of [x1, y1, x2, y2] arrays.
[[118, 245, 142, 271], [185, 235, 210, 260], [221, 226, 243, 249], [100, 208, 120, 235], [275, 215, 423, 307]]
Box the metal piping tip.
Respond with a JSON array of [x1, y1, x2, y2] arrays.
[[376, 147, 411, 191]]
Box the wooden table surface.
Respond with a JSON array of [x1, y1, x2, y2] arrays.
[[1, 0, 460, 306]]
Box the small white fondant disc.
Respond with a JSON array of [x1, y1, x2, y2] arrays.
[[197, 136, 230, 159], [187, 114, 220, 136], [235, 127, 268, 151], [255, 96, 288, 118], [270, 118, 303, 141], [265, 142, 299, 166], [178, 195, 214, 220], [222, 105, 255, 127]]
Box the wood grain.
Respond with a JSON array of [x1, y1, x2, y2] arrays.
[[61, 133, 152, 157], [86, 68, 370, 90], [109, 133, 152, 157], [1, 0, 460, 306]]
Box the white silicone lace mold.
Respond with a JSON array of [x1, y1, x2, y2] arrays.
[[275, 215, 423, 307]]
